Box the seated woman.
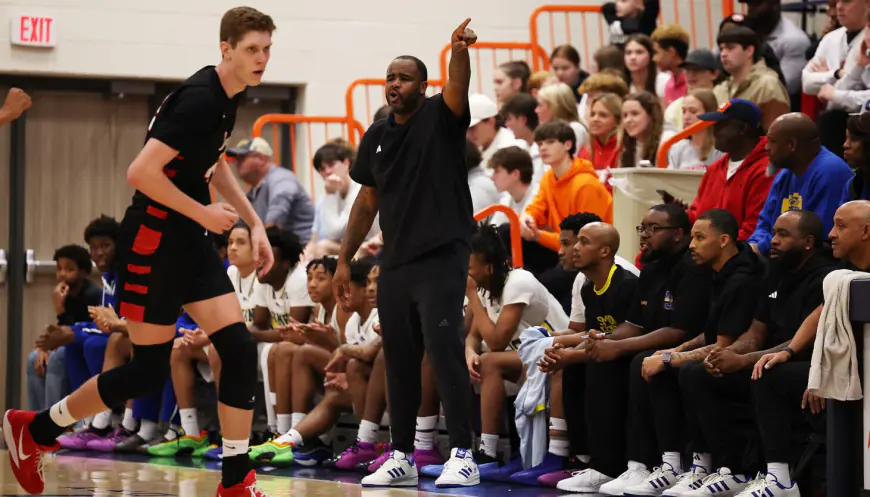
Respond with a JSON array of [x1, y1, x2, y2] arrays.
[[620, 91, 674, 168], [578, 93, 624, 189], [667, 89, 724, 170]]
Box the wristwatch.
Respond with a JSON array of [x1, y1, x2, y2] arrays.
[[662, 351, 673, 368], [783, 347, 796, 358]]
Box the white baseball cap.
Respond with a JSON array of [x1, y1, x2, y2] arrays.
[[469, 94, 499, 128], [226, 137, 274, 158]]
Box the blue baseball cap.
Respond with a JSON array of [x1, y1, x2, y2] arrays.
[[698, 98, 762, 128]]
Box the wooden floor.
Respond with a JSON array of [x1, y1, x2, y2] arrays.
[[0, 450, 454, 497]]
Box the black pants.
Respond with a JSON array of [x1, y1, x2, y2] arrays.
[[818, 109, 849, 159], [377, 245, 473, 452], [752, 361, 825, 465], [585, 357, 633, 477], [626, 350, 660, 468], [686, 363, 759, 473], [563, 363, 588, 457]]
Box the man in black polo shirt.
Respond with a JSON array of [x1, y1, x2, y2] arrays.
[[4, 8, 278, 497], [555, 204, 713, 493], [334, 19, 480, 488], [748, 201, 870, 495]]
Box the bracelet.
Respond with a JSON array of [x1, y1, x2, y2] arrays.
[[783, 347, 796, 358]]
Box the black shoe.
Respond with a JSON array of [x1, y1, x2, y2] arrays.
[[473, 449, 500, 465], [293, 438, 332, 467]]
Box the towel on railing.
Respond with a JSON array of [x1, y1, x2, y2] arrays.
[[514, 326, 554, 469], [808, 269, 870, 401]]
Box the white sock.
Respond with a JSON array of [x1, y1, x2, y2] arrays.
[[91, 410, 112, 430], [291, 412, 305, 429], [122, 408, 137, 432], [414, 415, 438, 450], [138, 419, 158, 441], [49, 398, 78, 428], [693, 452, 712, 472], [480, 433, 499, 458], [277, 414, 292, 434], [269, 392, 277, 406], [164, 426, 179, 441], [767, 462, 791, 486], [223, 438, 249, 458], [358, 420, 379, 444], [179, 408, 199, 436], [275, 429, 303, 447], [549, 438, 570, 457], [663, 452, 682, 474]]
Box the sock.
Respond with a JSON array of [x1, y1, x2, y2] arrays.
[[358, 420, 379, 444], [291, 413, 305, 429], [275, 429, 303, 447], [164, 426, 179, 441], [221, 439, 250, 488], [91, 410, 112, 430], [30, 398, 77, 446], [576, 454, 591, 463], [269, 392, 277, 406], [277, 414, 292, 434], [179, 408, 199, 436], [549, 438, 570, 457], [121, 408, 137, 432], [663, 452, 683, 474], [414, 415, 438, 450], [138, 419, 158, 441], [767, 462, 791, 486], [480, 433, 499, 458], [694, 452, 712, 472]]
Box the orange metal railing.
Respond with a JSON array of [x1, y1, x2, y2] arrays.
[[251, 114, 364, 202], [345, 78, 445, 131], [474, 204, 524, 268], [439, 41, 549, 100], [656, 120, 714, 168]]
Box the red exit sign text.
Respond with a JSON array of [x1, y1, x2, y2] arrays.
[[11, 15, 57, 48]]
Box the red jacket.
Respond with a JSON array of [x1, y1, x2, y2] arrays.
[[687, 137, 774, 240]]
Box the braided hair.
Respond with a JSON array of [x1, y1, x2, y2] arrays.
[[471, 223, 511, 304]]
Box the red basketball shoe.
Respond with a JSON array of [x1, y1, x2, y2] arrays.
[[3, 409, 60, 494]]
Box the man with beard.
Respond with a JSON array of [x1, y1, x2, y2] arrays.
[[748, 113, 852, 255], [554, 204, 713, 494], [625, 210, 833, 496], [748, 201, 870, 495], [739, 0, 810, 105]]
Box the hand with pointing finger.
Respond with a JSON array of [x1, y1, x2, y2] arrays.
[[451, 18, 477, 50]]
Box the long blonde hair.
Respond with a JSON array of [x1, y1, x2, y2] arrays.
[[684, 89, 719, 161], [589, 93, 624, 145], [620, 91, 664, 167], [538, 83, 581, 122]]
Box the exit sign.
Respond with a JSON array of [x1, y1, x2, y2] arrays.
[[11, 14, 56, 47]]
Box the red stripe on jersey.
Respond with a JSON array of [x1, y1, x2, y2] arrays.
[[131, 225, 162, 256], [146, 205, 167, 219], [124, 283, 149, 295], [164, 168, 177, 178], [120, 302, 145, 322], [127, 264, 151, 275]]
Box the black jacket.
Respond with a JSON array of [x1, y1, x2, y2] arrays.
[[703, 242, 766, 345]]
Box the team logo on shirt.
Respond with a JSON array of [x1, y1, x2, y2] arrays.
[[663, 290, 674, 310], [781, 193, 802, 213], [596, 315, 617, 334]]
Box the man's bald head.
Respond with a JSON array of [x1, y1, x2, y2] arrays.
[[572, 222, 621, 272], [830, 201, 870, 262], [767, 113, 821, 171], [581, 222, 621, 255]]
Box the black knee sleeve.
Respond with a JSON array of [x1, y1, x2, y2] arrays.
[[97, 340, 173, 408], [209, 322, 257, 410]]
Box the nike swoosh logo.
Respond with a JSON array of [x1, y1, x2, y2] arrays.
[[18, 428, 31, 462]]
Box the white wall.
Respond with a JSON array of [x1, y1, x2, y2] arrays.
[[0, 0, 742, 116]]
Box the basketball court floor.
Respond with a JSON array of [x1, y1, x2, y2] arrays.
[[0, 450, 572, 496]]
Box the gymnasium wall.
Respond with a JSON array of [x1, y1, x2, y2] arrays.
[[1, 0, 729, 115]]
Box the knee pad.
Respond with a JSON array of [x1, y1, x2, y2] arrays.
[[209, 322, 257, 410], [97, 340, 173, 408]]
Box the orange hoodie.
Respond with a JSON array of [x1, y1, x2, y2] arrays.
[[524, 157, 614, 252]]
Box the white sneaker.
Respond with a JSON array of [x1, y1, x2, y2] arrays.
[[361, 450, 418, 487], [600, 463, 652, 495], [662, 466, 710, 496], [688, 468, 752, 496], [557, 468, 615, 493], [734, 474, 800, 497], [624, 463, 681, 496], [434, 448, 479, 487]]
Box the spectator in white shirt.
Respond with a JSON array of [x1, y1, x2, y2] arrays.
[[667, 89, 725, 170], [536, 83, 590, 152], [624, 34, 670, 98], [502, 93, 546, 185], [493, 61, 531, 107], [488, 146, 538, 226], [466, 139, 502, 215], [305, 140, 379, 258], [468, 94, 525, 167]]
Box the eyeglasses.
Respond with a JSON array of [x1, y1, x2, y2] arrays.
[[636, 225, 678, 235]]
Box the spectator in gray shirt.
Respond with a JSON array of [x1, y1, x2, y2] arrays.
[[226, 137, 314, 243]]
